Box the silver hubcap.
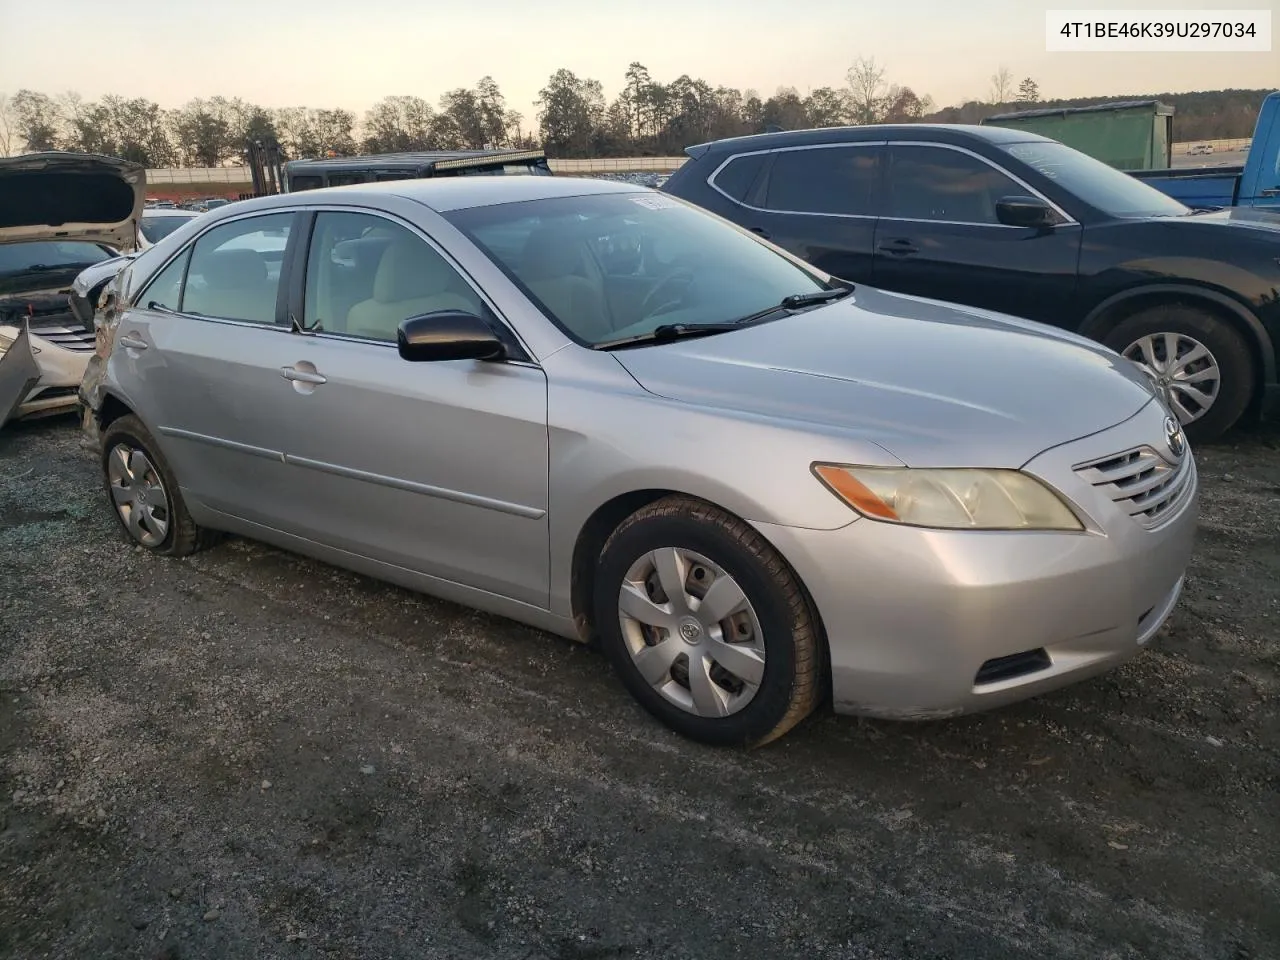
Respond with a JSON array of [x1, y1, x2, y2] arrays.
[[106, 443, 170, 547], [617, 547, 766, 719], [1123, 332, 1221, 425]]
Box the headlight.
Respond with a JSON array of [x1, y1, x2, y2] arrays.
[[812, 463, 1083, 531]]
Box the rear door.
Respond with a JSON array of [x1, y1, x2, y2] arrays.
[[871, 143, 1083, 326], [110, 210, 306, 522], [732, 143, 885, 283]]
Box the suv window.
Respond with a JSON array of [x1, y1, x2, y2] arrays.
[[764, 146, 881, 216], [885, 145, 1025, 225], [181, 213, 293, 324], [303, 211, 485, 342], [711, 153, 766, 202]]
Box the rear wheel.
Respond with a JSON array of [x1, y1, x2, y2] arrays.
[[593, 496, 822, 747], [100, 414, 216, 556], [1103, 304, 1254, 443]]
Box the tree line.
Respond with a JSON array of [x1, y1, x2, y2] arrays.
[[0, 62, 1270, 167]]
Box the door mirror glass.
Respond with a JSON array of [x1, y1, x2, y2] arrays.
[[995, 196, 1058, 228], [397, 310, 506, 362]]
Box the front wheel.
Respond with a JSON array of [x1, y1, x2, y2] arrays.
[[593, 496, 822, 747], [1103, 304, 1254, 443]]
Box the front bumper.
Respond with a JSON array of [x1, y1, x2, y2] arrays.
[[753, 401, 1199, 720]]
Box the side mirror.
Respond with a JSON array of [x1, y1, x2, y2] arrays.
[[995, 196, 1059, 229], [397, 310, 507, 363]]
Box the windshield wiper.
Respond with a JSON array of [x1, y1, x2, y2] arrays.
[[11, 264, 78, 274], [594, 284, 855, 351], [595, 322, 743, 350]]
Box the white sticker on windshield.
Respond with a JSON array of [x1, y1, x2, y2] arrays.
[[631, 195, 680, 210]]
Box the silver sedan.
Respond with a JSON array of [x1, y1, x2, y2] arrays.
[[81, 176, 1198, 746]]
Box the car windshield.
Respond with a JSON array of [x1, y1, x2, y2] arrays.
[[140, 215, 196, 243], [0, 240, 114, 277], [1000, 141, 1191, 218], [443, 192, 829, 345]]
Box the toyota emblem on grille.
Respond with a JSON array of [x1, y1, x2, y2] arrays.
[[1164, 416, 1186, 458]]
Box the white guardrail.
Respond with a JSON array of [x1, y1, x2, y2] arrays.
[[145, 156, 689, 184]]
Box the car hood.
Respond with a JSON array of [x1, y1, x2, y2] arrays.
[[610, 286, 1158, 468], [0, 152, 145, 250], [1162, 206, 1280, 236]]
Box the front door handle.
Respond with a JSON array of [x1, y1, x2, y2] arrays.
[[1260, 187, 1280, 198], [118, 334, 148, 350], [877, 239, 919, 256], [280, 365, 327, 385]]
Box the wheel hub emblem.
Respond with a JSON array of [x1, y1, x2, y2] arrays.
[[1164, 416, 1185, 458], [135, 488, 147, 504], [678, 618, 703, 644]]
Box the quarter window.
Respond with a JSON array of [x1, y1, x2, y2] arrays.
[[303, 211, 485, 342], [885, 146, 1026, 225], [764, 146, 881, 216], [181, 213, 293, 324], [711, 153, 767, 202]]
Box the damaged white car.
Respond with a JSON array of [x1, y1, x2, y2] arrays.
[[0, 152, 145, 427]]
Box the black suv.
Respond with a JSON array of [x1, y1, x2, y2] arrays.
[[661, 124, 1280, 442]]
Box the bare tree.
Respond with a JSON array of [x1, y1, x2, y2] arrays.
[[989, 67, 1014, 105], [0, 93, 16, 156], [846, 57, 888, 124]]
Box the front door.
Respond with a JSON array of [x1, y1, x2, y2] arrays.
[[267, 209, 551, 607], [871, 143, 1083, 328]]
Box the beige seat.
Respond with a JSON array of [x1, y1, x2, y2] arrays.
[[185, 250, 276, 323], [517, 227, 612, 341], [345, 236, 481, 341]]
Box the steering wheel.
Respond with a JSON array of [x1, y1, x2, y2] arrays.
[[639, 267, 697, 319]]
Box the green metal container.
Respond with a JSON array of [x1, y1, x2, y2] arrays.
[[982, 100, 1174, 171]]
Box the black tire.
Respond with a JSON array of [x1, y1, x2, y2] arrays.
[[593, 495, 822, 747], [1102, 304, 1255, 444], [100, 414, 217, 556]]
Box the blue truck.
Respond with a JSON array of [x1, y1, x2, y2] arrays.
[[1131, 91, 1280, 210]]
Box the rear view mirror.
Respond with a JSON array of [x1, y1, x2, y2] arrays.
[[995, 196, 1059, 229], [397, 311, 506, 363]]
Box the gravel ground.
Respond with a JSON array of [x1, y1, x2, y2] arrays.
[[1, 415, 1278, 960]]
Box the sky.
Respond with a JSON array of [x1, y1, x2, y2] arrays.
[[1, 0, 1276, 128]]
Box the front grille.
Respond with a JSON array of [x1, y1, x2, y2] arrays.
[[1073, 445, 1193, 529], [31, 324, 96, 353]]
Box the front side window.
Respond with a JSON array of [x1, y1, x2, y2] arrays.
[[444, 192, 828, 345], [884, 145, 1031, 224], [1000, 141, 1189, 218], [764, 146, 881, 216], [303, 211, 485, 342], [182, 213, 293, 324], [289, 175, 324, 192]]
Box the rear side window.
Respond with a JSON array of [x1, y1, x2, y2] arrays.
[[711, 154, 767, 202], [138, 249, 189, 311], [182, 213, 294, 324], [289, 175, 323, 191], [764, 146, 881, 216]]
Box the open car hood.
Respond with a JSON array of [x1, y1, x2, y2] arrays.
[[0, 152, 146, 251]]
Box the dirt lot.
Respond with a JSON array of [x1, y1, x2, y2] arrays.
[[1, 415, 1277, 960]]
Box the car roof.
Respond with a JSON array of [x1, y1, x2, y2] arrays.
[[687, 123, 1054, 156], [212, 175, 648, 216]]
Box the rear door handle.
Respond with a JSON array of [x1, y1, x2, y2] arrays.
[[877, 239, 919, 256], [1260, 187, 1280, 197], [748, 226, 771, 239], [280, 365, 327, 385], [118, 334, 148, 350]]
